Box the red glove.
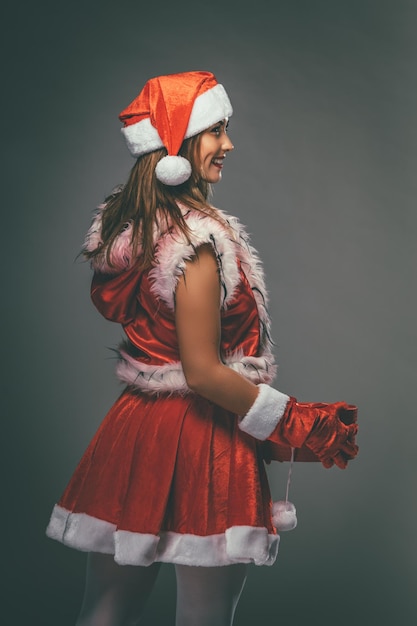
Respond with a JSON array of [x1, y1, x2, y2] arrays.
[[269, 398, 359, 469]]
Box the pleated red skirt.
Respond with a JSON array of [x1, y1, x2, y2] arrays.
[[46, 389, 279, 567]]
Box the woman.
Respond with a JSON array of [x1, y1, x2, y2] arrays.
[[46, 71, 358, 626]]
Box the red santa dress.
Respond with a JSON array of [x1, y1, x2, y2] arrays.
[[46, 204, 295, 567]]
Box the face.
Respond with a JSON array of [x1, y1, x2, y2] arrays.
[[198, 119, 234, 183]]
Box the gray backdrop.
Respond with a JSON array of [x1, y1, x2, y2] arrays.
[[3, 0, 416, 624]]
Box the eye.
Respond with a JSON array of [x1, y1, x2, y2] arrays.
[[211, 125, 221, 136]]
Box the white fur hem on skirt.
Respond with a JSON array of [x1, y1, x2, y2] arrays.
[[46, 505, 280, 567]]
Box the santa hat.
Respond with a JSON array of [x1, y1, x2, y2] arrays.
[[119, 71, 233, 186]]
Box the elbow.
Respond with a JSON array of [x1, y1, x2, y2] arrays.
[[183, 363, 222, 396], [183, 370, 207, 395]]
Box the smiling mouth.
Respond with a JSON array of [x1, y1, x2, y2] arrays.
[[211, 157, 224, 167]]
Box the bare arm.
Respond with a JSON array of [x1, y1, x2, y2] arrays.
[[175, 244, 259, 415], [175, 244, 358, 468]]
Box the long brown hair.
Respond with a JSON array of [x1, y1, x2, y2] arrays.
[[86, 133, 220, 269]]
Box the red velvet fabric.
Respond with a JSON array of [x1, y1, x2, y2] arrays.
[[58, 391, 274, 537], [58, 261, 274, 538], [91, 260, 260, 365]]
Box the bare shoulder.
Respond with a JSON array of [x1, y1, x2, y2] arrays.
[[176, 243, 220, 304], [181, 243, 219, 278]]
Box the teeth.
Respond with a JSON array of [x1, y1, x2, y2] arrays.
[[212, 158, 223, 164]]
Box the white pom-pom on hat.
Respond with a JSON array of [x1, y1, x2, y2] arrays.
[[155, 155, 192, 186], [272, 500, 297, 532]]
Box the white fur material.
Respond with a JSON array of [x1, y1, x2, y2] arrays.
[[84, 199, 164, 275], [239, 383, 289, 440], [271, 501, 298, 532], [121, 116, 163, 158], [184, 84, 233, 138], [149, 209, 241, 309], [46, 505, 279, 567], [155, 155, 192, 185], [215, 208, 276, 367], [116, 348, 276, 394], [115, 530, 160, 567], [46, 505, 116, 553], [120, 84, 233, 158]]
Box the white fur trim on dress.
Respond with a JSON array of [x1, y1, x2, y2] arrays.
[[214, 208, 275, 361], [46, 504, 116, 554], [83, 197, 164, 275], [46, 505, 279, 567], [149, 209, 240, 309], [116, 348, 276, 394], [239, 383, 290, 440], [83, 195, 138, 275], [121, 84, 233, 158], [150, 208, 276, 374]]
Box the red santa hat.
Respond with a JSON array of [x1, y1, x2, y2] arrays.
[[119, 71, 233, 186]]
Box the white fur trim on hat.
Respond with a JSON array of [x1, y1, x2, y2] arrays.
[[121, 84, 233, 158], [185, 84, 233, 138], [155, 155, 192, 185], [46, 505, 279, 567], [239, 383, 290, 440], [121, 117, 162, 159]]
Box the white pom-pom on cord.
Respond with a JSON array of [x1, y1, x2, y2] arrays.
[[272, 500, 297, 532], [155, 155, 192, 185], [272, 447, 298, 532]]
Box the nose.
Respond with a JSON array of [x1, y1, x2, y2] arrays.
[[222, 133, 234, 152]]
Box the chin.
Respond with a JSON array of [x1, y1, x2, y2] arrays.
[[208, 173, 222, 184], [201, 166, 223, 184]]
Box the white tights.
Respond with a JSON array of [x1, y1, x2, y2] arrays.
[[75, 552, 247, 626]]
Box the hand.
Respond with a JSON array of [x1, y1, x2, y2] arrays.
[[303, 402, 359, 468], [269, 398, 359, 469]]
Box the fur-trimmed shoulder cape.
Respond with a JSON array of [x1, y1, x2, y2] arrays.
[[84, 203, 277, 393]]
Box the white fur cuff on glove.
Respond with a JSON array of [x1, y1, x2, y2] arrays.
[[238, 383, 290, 440]]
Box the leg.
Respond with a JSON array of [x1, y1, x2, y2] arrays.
[[175, 564, 247, 626], [76, 552, 161, 626]]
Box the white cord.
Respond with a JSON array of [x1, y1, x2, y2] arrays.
[[285, 447, 295, 504]]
